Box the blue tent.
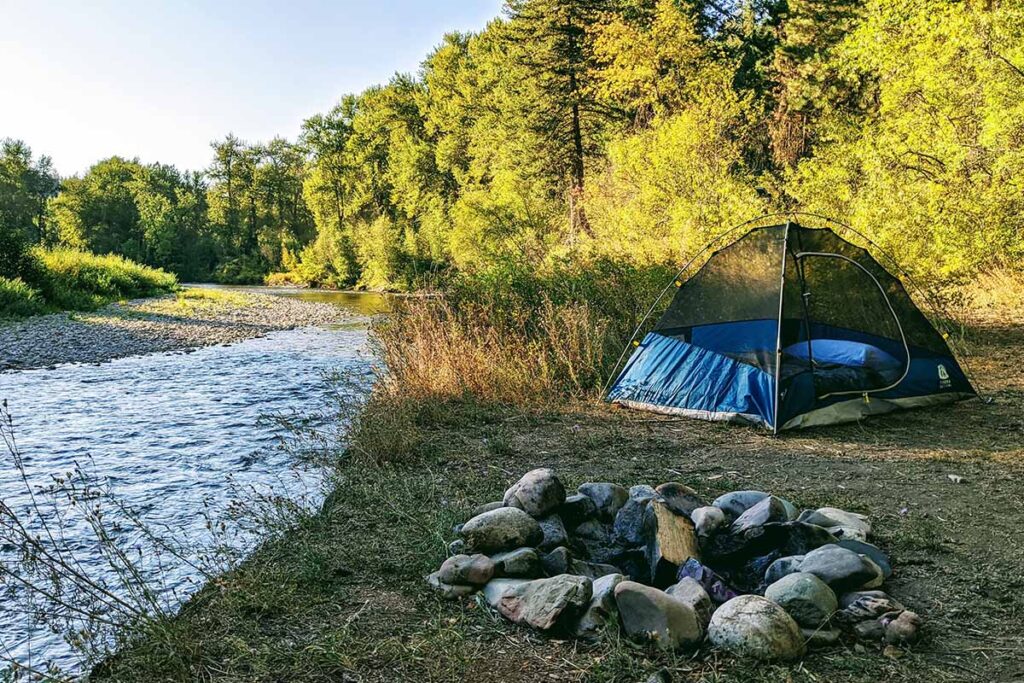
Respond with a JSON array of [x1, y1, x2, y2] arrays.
[[607, 220, 976, 432]]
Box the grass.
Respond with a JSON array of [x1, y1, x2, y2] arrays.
[[0, 247, 177, 319], [90, 281, 1024, 682]]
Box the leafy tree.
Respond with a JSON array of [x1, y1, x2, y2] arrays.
[[0, 139, 59, 277]]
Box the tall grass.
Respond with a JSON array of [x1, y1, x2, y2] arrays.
[[0, 277, 46, 319]]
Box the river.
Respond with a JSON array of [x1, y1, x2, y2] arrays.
[[0, 287, 386, 674]]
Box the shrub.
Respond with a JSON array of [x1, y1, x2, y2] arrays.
[[0, 276, 45, 318], [29, 247, 177, 311]]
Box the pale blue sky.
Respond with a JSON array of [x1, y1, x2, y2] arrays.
[[1, 0, 504, 176]]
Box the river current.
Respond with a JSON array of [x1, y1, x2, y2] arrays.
[[0, 287, 386, 673]]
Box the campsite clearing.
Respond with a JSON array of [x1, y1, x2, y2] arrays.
[[93, 308, 1024, 681]]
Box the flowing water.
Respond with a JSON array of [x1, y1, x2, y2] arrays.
[[0, 287, 387, 673]]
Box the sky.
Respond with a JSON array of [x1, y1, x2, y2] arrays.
[[0, 0, 505, 176]]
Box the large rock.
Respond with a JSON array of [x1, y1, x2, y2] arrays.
[[655, 482, 705, 516], [461, 507, 543, 553], [574, 573, 625, 639], [708, 595, 806, 660], [691, 506, 727, 538], [437, 554, 495, 586], [836, 539, 892, 579], [578, 482, 629, 522], [704, 521, 834, 565], [712, 490, 769, 519], [559, 493, 598, 529], [491, 547, 543, 578], [797, 545, 880, 593], [426, 571, 477, 600], [484, 574, 592, 631], [731, 496, 789, 534], [572, 519, 622, 565], [665, 576, 713, 629], [541, 546, 573, 576], [614, 581, 702, 649], [538, 514, 569, 550], [613, 491, 657, 546], [504, 468, 566, 518], [765, 555, 805, 585], [764, 572, 837, 628], [647, 500, 701, 586]]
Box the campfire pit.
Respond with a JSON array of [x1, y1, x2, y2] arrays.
[[428, 468, 919, 660]]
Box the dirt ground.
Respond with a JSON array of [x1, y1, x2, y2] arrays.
[[96, 311, 1024, 682]]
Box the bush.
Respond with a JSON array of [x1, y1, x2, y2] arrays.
[[0, 276, 45, 318], [28, 247, 177, 311]]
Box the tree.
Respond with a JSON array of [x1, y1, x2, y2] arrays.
[[0, 139, 60, 276]]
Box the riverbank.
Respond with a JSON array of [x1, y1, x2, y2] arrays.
[[0, 288, 355, 372], [93, 310, 1024, 682]]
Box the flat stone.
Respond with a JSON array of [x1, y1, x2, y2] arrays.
[[691, 506, 727, 538], [836, 539, 892, 579], [503, 468, 566, 518], [712, 490, 769, 519], [559, 493, 598, 529], [731, 496, 789, 534], [574, 572, 625, 639], [764, 572, 838, 628], [470, 500, 504, 517], [797, 545, 880, 593], [490, 547, 543, 578], [485, 574, 592, 631], [708, 595, 806, 661], [655, 482, 705, 516], [427, 571, 477, 599], [665, 576, 713, 629], [537, 514, 568, 550], [461, 507, 543, 554], [577, 482, 629, 522], [614, 580, 702, 649], [437, 554, 495, 586]]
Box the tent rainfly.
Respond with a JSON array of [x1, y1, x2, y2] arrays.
[[606, 220, 976, 432]]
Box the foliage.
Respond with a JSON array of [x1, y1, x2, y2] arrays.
[[0, 276, 45, 319], [28, 247, 177, 312]]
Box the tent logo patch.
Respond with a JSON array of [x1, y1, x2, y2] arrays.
[[937, 364, 951, 389]]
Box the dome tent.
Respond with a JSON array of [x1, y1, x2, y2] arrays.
[[605, 217, 976, 432]]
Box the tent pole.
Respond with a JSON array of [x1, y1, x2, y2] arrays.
[[772, 221, 792, 435]]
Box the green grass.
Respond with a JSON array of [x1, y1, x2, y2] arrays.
[[0, 248, 177, 319]]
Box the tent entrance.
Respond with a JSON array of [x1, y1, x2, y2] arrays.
[[788, 251, 910, 400]]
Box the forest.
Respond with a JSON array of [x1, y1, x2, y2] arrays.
[[2, 0, 1022, 293]]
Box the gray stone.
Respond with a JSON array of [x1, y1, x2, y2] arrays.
[[691, 506, 727, 538], [807, 507, 871, 542], [708, 595, 806, 661], [629, 484, 658, 501], [712, 490, 769, 519], [614, 494, 656, 546], [614, 580, 702, 650], [483, 578, 528, 608], [836, 539, 892, 579], [764, 572, 838, 628], [655, 482, 705, 516], [731, 496, 789, 534], [665, 576, 713, 629], [461, 507, 543, 554], [852, 618, 885, 640], [569, 559, 621, 580], [503, 468, 566, 518], [559, 493, 598, 529], [883, 610, 922, 645], [490, 547, 543, 578], [470, 500, 504, 517], [426, 571, 477, 599], [797, 544, 880, 593], [861, 558, 885, 589], [541, 546, 573, 576], [577, 482, 629, 522], [437, 554, 495, 586], [538, 514, 568, 550], [448, 539, 466, 556], [801, 626, 841, 648], [574, 572, 625, 639], [765, 555, 805, 584], [573, 519, 623, 565], [485, 574, 592, 631], [778, 497, 799, 521]]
